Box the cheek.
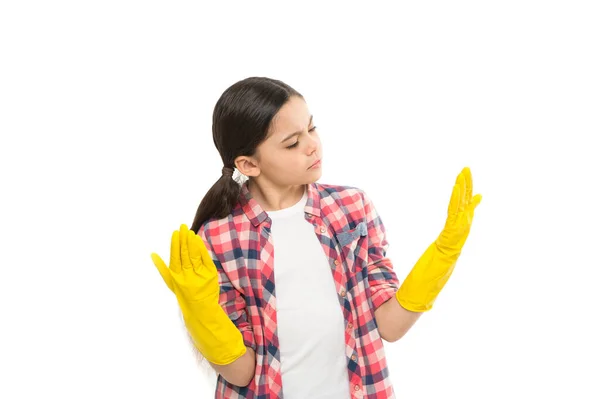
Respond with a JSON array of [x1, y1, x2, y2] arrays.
[[270, 153, 295, 172]]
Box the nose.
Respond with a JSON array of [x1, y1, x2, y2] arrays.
[[305, 133, 319, 155]]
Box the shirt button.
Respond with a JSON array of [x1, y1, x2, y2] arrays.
[[351, 354, 357, 361], [334, 259, 340, 266], [347, 322, 353, 329], [340, 289, 346, 297], [320, 226, 327, 234], [354, 385, 360, 391]]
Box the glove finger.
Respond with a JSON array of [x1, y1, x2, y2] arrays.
[[455, 167, 466, 185], [188, 230, 203, 269], [179, 224, 192, 269], [448, 182, 459, 215], [463, 167, 473, 203], [169, 230, 182, 274], [465, 194, 482, 226], [457, 173, 467, 213], [446, 181, 460, 227], [151, 253, 174, 292]]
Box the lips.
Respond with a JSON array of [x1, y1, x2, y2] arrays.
[[309, 159, 321, 169]]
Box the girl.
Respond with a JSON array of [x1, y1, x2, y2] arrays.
[[151, 77, 481, 398]]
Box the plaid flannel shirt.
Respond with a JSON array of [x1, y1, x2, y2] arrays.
[[198, 180, 400, 398]]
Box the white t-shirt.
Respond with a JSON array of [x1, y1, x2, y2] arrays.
[[267, 187, 351, 399]]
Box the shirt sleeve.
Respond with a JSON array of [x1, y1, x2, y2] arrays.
[[199, 225, 257, 352], [361, 190, 401, 311]]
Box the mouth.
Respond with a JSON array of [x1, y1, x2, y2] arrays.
[[308, 159, 321, 169]]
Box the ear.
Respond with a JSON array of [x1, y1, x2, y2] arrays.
[[234, 155, 260, 177]]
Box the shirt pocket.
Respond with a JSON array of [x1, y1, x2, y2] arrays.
[[335, 221, 368, 273]]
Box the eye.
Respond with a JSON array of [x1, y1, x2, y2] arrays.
[[285, 126, 317, 149]]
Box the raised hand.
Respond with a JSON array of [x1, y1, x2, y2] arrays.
[[435, 167, 482, 257], [150, 224, 247, 365], [151, 224, 219, 303], [396, 167, 482, 312]]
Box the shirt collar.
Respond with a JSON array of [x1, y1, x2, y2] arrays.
[[239, 180, 322, 227]]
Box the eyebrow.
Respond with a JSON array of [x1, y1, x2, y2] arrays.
[[280, 115, 314, 143]]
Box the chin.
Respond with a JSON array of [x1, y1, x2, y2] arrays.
[[284, 170, 322, 186], [306, 171, 322, 183]]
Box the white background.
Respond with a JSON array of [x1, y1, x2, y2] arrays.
[[1, 1, 599, 398]]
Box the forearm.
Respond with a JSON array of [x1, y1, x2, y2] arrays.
[[209, 346, 256, 387], [375, 297, 423, 342]]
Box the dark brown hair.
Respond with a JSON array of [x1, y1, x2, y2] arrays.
[[190, 77, 303, 233]]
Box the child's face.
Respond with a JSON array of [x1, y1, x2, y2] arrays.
[[254, 95, 323, 186]]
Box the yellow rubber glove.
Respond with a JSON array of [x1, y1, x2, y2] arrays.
[[151, 224, 247, 365], [396, 167, 482, 312]]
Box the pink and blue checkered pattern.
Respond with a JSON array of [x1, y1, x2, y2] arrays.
[[198, 180, 400, 398]]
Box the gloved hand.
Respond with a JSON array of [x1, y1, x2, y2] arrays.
[[151, 224, 247, 365], [395, 167, 482, 312]]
